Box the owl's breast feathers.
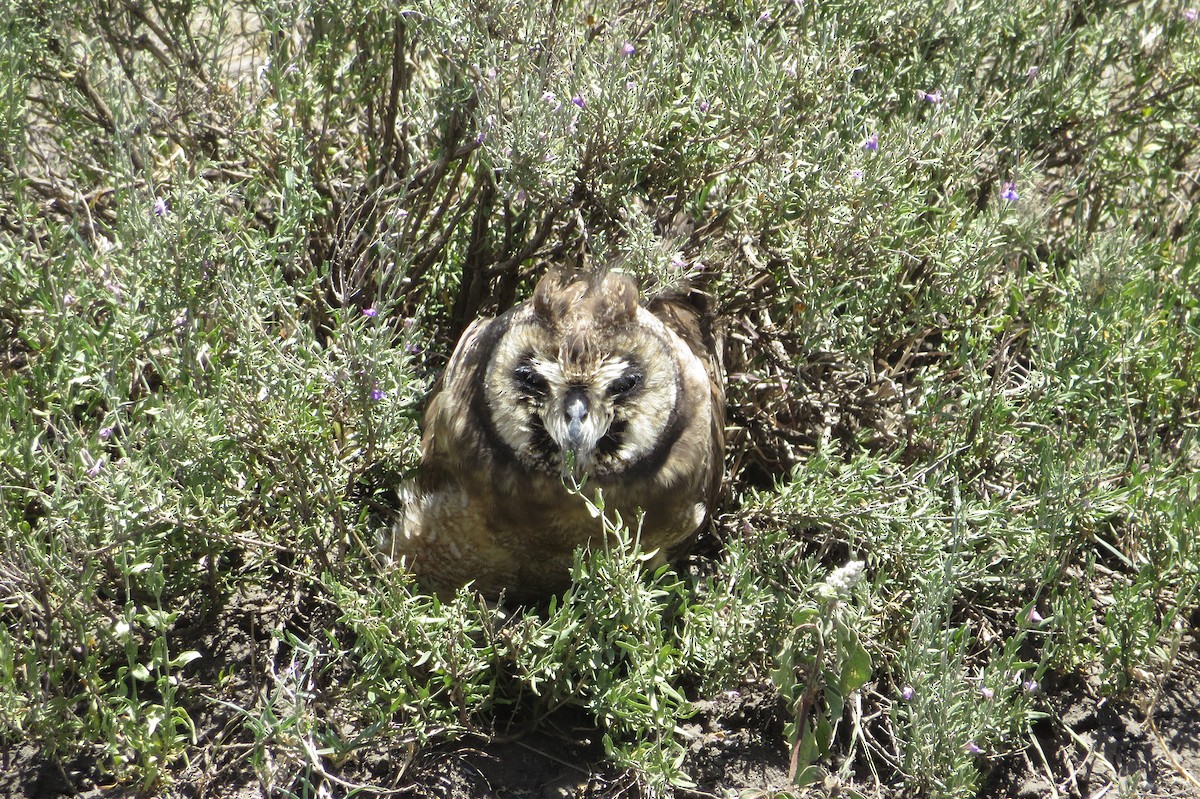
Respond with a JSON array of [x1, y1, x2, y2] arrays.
[[383, 269, 725, 599]]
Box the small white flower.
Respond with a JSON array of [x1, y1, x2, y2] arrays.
[[818, 560, 865, 599], [113, 619, 132, 643]]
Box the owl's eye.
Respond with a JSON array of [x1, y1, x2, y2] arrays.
[[608, 370, 642, 397], [513, 363, 549, 395]]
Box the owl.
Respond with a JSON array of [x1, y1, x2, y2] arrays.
[[381, 267, 724, 600]]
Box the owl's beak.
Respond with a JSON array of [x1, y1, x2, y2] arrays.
[[564, 388, 590, 452]]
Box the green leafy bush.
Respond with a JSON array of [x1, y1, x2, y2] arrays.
[[1, 0, 1197, 795]]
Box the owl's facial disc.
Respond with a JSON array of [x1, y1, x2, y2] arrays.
[[485, 301, 682, 481], [533, 359, 626, 479]]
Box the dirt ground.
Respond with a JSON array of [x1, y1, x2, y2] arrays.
[[2, 586, 1198, 799]]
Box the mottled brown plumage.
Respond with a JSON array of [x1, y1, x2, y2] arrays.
[[381, 268, 724, 600]]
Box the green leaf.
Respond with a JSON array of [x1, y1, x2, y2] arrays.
[[170, 650, 202, 668], [840, 638, 872, 694], [793, 763, 825, 787]]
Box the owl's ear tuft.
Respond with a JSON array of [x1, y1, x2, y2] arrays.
[[532, 268, 575, 323], [595, 271, 639, 328], [533, 266, 638, 330]]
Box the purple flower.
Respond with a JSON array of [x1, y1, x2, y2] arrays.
[[850, 168, 865, 182], [964, 741, 984, 755], [1023, 679, 1039, 693], [620, 41, 635, 58], [542, 91, 560, 110], [918, 89, 943, 104], [1026, 606, 1042, 623], [99, 427, 114, 439], [626, 80, 637, 91], [571, 94, 586, 109], [1001, 181, 1020, 203], [153, 198, 169, 217], [758, 10, 772, 23], [1185, 8, 1198, 21], [369, 388, 385, 401], [980, 686, 994, 700], [405, 342, 422, 355], [862, 133, 879, 152], [900, 685, 915, 701], [698, 99, 710, 113], [362, 307, 378, 318]]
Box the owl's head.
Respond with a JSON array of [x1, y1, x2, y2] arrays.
[[483, 269, 684, 480]]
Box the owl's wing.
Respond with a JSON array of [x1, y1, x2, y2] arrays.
[[646, 290, 726, 507], [418, 316, 498, 486]]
